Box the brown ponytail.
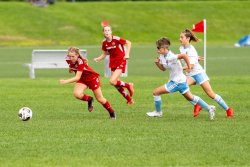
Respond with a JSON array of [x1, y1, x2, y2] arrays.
[[182, 29, 200, 42]]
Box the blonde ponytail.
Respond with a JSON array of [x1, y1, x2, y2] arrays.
[[68, 47, 88, 64]]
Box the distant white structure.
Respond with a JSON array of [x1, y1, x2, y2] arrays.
[[26, 49, 87, 79]]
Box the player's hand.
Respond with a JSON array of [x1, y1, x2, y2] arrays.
[[69, 69, 74, 73], [124, 55, 130, 60], [198, 56, 204, 61], [186, 68, 191, 73], [155, 57, 160, 63], [93, 57, 99, 62], [59, 80, 67, 85]]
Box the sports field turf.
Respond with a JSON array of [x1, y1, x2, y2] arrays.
[[0, 45, 249, 166]]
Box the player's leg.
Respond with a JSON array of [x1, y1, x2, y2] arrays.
[[115, 62, 134, 97], [146, 85, 169, 117], [110, 68, 134, 97], [186, 76, 196, 86], [74, 83, 94, 112], [200, 80, 234, 118], [182, 90, 215, 120], [116, 80, 134, 97], [187, 75, 202, 116], [109, 68, 123, 86], [115, 85, 134, 104], [110, 69, 134, 104], [92, 87, 116, 119]]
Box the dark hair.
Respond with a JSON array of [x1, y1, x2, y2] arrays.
[[156, 37, 171, 49], [182, 29, 200, 42]]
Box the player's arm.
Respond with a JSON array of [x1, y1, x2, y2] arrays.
[[68, 65, 75, 73], [183, 64, 194, 71], [68, 68, 74, 73], [178, 54, 191, 72], [155, 57, 166, 71], [124, 40, 131, 60], [94, 51, 107, 62], [59, 71, 82, 85], [198, 56, 204, 61]]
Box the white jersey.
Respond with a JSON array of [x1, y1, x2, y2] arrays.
[[179, 44, 204, 76], [159, 50, 186, 83]]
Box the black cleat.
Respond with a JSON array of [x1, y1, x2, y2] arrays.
[[88, 97, 94, 112], [109, 112, 116, 120]]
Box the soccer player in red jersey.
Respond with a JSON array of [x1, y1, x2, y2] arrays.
[[94, 25, 134, 105], [59, 47, 116, 119]]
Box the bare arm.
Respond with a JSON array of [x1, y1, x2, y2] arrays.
[[155, 57, 166, 71], [183, 64, 194, 71], [124, 40, 131, 60], [94, 50, 107, 62], [178, 54, 191, 72], [59, 71, 82, 85]]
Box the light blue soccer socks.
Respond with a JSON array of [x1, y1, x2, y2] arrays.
[[214, 94, 229, 110], [190, 95, 210, 111], [154, 96, 162, 112]]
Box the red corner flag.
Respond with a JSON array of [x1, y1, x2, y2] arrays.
[[192, 20, 204, 33], [101, 20, 109, 27]]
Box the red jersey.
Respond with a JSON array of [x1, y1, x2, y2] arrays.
[[102, 36, 127, 68], [66, 56, 99, 82]]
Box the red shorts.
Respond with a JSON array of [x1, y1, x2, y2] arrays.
[[77, 77, 100, 91], [110, 60, 126, 73]]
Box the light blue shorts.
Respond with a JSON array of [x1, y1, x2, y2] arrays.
[[164, 81, 189, 94], [190, 72, 209, 85]]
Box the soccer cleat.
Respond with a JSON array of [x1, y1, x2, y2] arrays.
[[193, 104, 202, 117], [208, 105, 216, 120], [87, 97, 94, 112], [109, 112, 116, 120], [126, 98, 134, 105], [128, 83, 134, 97], [146, 111, 163, 117], [226, 107, 234, 118]]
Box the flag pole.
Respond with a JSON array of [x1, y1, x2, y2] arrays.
[[204, 19, 207, 72]]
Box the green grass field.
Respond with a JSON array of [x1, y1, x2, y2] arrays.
[[1, 1, 250, 166], [0, 1, 250, 46], [0, 45, 250, 166]]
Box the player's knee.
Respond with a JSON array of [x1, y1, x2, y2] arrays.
[[153, 89, 160, 96], [109, 79, 116, 86], [73, 92, 81, 99]]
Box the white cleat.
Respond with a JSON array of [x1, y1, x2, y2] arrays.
[[208, 105, 216, 120], [146, 111, 163, 117]]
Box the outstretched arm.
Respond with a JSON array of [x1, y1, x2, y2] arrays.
[[94, 51, 107, 62], [59, 71, 82, 85]]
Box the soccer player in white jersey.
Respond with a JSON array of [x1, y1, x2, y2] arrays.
[[179, 29, 234, 118], [146, 37, 216, 120]]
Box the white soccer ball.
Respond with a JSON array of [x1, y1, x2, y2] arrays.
[[18, 107, 32, 121]]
